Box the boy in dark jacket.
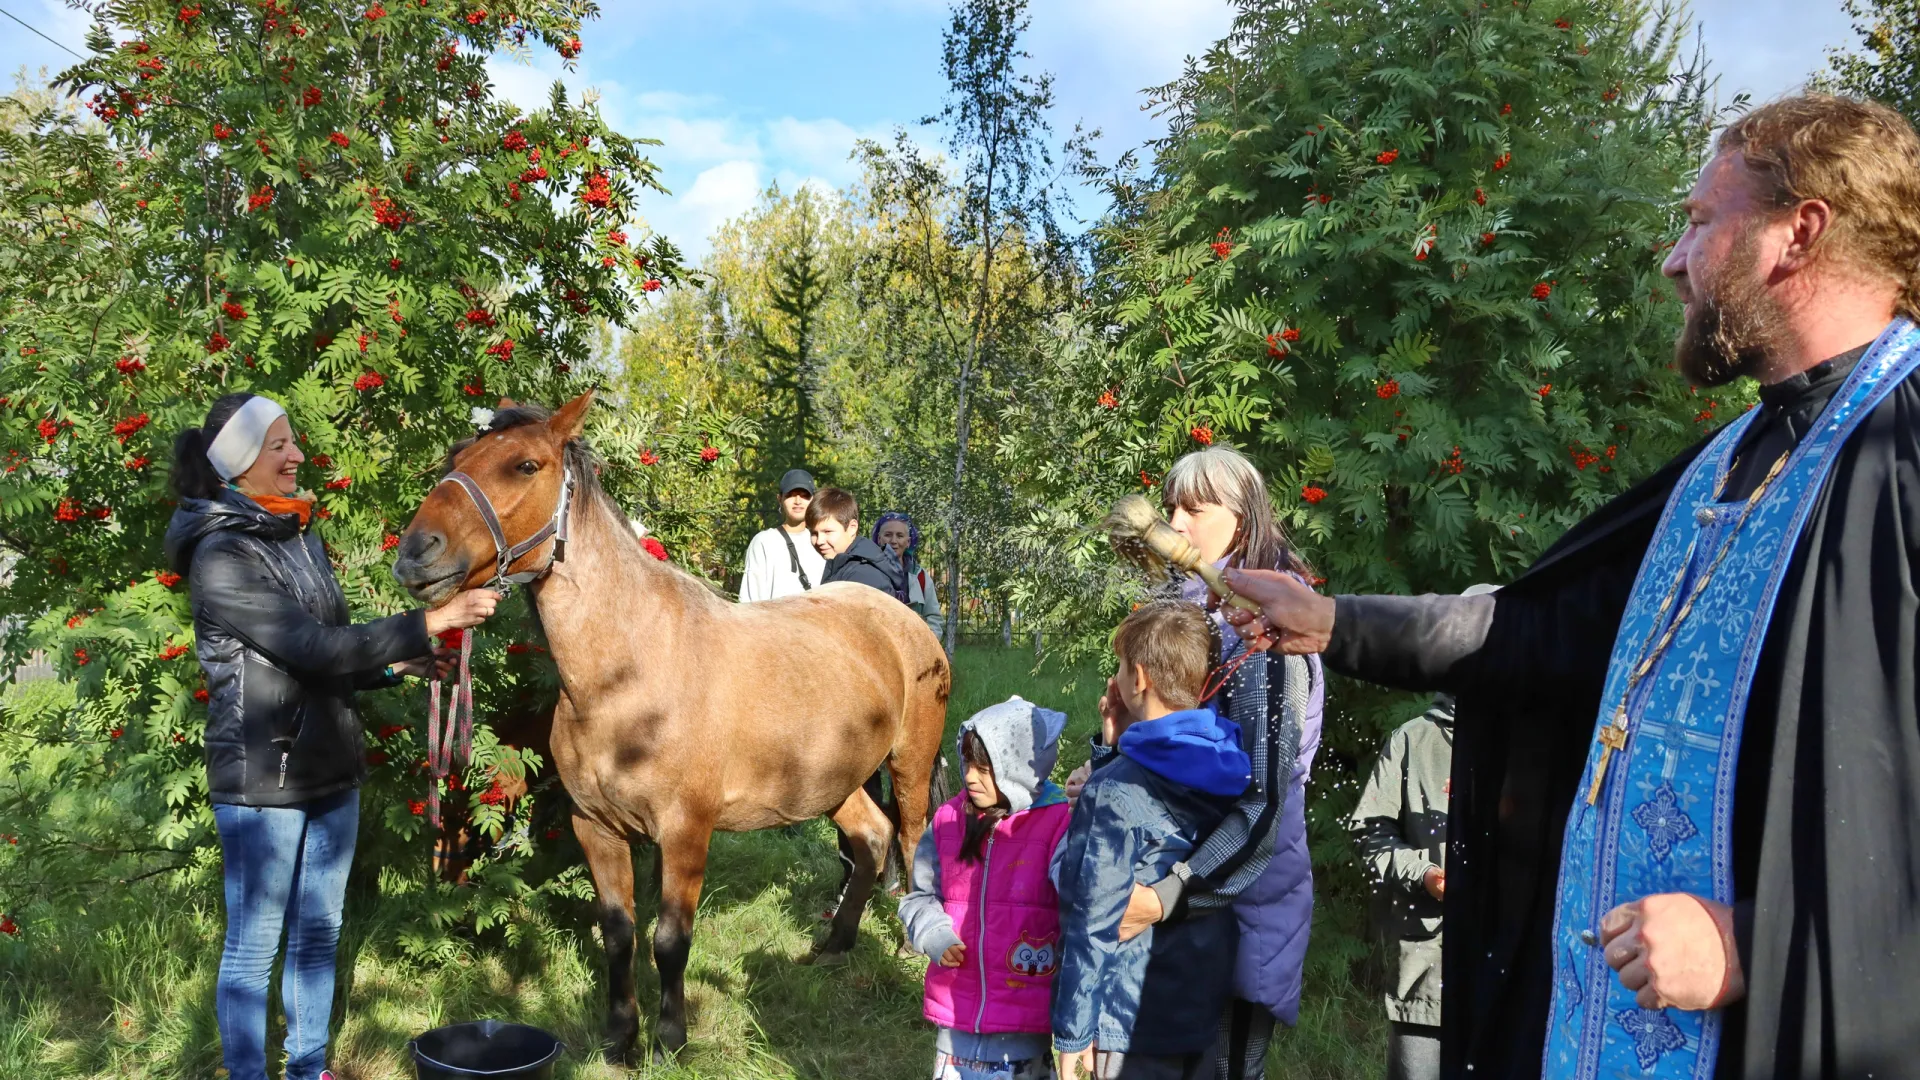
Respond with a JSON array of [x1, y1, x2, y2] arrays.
[[807, 485, 912, 902], [1052, 600, 1252, 1080], [807, 486, 907, 600]]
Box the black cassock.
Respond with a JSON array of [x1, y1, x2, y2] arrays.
[[1322, 345, 1920, 1079]]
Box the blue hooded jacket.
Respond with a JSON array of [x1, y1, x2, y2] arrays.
[[1118, 708, 1251, 797], [1050, 709, 1250, 1055]]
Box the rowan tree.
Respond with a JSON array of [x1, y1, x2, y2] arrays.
[[1002, 0, 1732, 978], [1015, 0, 1727, 627], [0, 1, 742, 936]]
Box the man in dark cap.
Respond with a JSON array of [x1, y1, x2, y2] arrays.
[[738, 468, 825, 602]]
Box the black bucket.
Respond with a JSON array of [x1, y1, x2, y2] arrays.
[[410, 1019, 564, 1080]]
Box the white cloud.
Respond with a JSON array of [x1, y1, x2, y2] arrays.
[[638, 159, 764, 254], [685, 160, 765, 215], [766, 116, 888, 183], [635, 114, 764, 165], [769, 171, 845, 201], [483, 54, 575, 117], [478, 52, 885, 255]]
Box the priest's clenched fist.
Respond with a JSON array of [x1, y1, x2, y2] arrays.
[[1599, 893, 1745, 1011]]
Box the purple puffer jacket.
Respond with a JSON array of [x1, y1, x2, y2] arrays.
[[1229, 654, 1324, 1025]]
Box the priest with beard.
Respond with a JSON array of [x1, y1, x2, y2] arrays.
[[1221, 94, 1920, 1080]]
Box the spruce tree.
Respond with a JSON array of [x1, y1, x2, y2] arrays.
[[750, 189, 828, 495]]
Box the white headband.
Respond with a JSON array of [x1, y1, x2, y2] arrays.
[[207, 395, 289, 482]]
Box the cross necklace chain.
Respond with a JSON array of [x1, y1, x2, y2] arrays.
[[1584, 450, 1790, 806]]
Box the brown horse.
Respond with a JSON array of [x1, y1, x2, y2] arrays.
[[392, 392, 950, 1062]]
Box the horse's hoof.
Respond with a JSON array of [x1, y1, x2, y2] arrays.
[[808, 947, 852, 968]]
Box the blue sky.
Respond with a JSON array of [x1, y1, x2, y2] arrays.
[[4, 0, 1865, 256]]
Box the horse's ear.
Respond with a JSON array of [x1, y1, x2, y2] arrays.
[[496, 396, 519, 410], [549, 390, 595, 442]]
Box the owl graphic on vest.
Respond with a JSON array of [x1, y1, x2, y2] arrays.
[[1006, 931, 1058, 978]]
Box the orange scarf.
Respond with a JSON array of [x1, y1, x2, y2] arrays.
[[245, 491, 315, 528]]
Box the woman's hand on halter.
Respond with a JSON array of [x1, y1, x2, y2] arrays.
[[391, 643, 458, 680], [424, 588, 502, 637], [1221, 568, 1335, 654]]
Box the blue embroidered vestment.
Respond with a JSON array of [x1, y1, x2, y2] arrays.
[[1544, 319, 1920, 1080]]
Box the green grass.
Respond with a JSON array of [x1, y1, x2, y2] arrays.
[[0, 648, 1383, 1079]]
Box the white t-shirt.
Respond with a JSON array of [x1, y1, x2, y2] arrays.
[[738, 525, 827, 602]]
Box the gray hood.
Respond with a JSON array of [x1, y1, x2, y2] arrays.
[[958, 695, 1066, 813]]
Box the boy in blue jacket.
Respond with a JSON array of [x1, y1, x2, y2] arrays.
[[1052, 599, 1252, 1080]]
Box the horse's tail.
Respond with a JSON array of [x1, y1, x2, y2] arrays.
[[885, 647, 951, 888], [876, 767, 904, 891], [926, 749, 955, 818]]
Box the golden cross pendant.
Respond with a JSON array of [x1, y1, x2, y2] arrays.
[[1586, 719, 1630, 805]]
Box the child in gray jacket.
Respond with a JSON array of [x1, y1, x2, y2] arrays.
[[1350, 694, 1455, 1080]]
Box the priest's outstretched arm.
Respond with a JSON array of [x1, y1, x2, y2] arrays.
[[1220, 567, 1629, 704]]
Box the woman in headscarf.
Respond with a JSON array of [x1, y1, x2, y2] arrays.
[[873, 510, 944, 638], [163, 392, 501, 1080]]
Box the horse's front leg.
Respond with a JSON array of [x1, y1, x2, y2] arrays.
[[652, 823, 712, 1060], [572, 810, 640, 1063]]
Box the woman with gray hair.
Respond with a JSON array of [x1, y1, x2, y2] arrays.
[[1073, 443, 1325, 1078]]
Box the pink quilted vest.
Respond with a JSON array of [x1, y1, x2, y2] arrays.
[[922, 793, 1072, 1034]]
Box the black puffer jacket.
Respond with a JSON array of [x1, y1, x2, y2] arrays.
[[822, 536, 908, 600], [165, 489, 430, 806]]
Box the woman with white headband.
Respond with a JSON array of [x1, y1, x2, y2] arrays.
[[162, 392, 500, 1080]]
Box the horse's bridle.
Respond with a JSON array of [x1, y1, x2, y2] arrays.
[[436, 462, 576, 592], [417, 457, 575, 832]]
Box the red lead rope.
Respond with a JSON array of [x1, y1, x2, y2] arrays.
[[425, 631, 475, 830], [1199, 646, 1259, 706]]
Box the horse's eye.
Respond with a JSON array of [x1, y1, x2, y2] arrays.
[[516, 460, 540, 475]]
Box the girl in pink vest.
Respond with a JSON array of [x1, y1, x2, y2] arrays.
[[900, 696, 1072, 1080]]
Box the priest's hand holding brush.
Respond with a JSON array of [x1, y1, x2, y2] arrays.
[[1068, 493, 1263, 804], [1097, 495, 1333, 657], [1217, 567, 1336, 655]]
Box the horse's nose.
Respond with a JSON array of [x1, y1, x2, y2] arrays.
[[395, 530, 444, 568]]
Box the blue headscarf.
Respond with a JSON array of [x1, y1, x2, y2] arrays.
[[871, 511, 920, 576]]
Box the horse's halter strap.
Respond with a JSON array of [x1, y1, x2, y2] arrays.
[[437, 463, 575, 591]]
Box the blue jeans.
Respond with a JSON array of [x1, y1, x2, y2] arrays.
[[212, 788, 359, 1080]]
